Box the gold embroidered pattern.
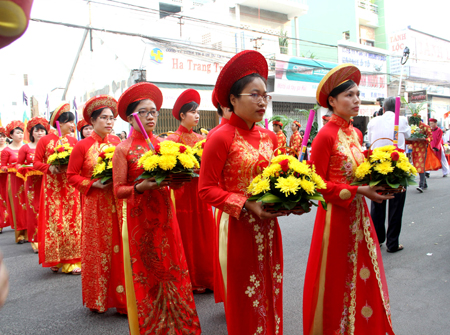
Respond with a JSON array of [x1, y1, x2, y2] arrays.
[[116, 285, 124, 293]]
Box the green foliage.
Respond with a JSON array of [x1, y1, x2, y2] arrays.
[[400, 97, 428, 126], [279, 30, 288, 55], [268, 115, 294, 137]]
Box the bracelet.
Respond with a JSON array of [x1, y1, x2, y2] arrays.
[[134, 183, 143, 194]]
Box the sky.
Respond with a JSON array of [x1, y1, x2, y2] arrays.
[[0, 0, 448, 123]]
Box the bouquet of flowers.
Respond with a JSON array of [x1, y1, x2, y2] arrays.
[[136, 140, 200, 185], [352, 145, 417, 191], [192, 139, 206, 164], [247, 155, 327, 214], [444, 143, 450, 155], [409, 124, 427, 139], [92, 146, 115, 184], [47, 143, 73, 165]]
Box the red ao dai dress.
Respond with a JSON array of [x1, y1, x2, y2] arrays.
[[33, 133, 82, 271], [303, 114, 395, 335], [17, 144, 44, 250], [67, 132, 127, 313], [0, 148, 10, 230], [1, 147, 27, 242], [166, 125, 215, 291], [199, 113, 284, 335], [112, 130, 201, 335], [289, 130, 302, 157]]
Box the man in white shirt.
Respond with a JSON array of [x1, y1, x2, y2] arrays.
[[367, 97, 411, 253]]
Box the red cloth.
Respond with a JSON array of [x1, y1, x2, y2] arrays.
[[206, 117, 229, 140], [431, 127, 443, 160], [275, 130, 287, 155], [1, 147, 26, 230], [198, 113, 284, 335], [303, 114, 394, 335], [407, 122, 432, 173], [112, 130, 201, 334], [67, 132, 126, 312], [166, 125, 215, 290], [354, 126, 363, 145], [289, 130, 302, 157], [33, 133, 82, 267], [0, 171, 8, 229], [17, 144, 42, 242]]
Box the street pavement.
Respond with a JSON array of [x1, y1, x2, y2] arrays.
[[1, 170, 449, 334]]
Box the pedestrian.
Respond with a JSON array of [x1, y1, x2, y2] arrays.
[[206, 87, 232, 140], [33, 103, 82, 274], [199, 50, 284, 335], [429, 118, 449, 177], [289, 120, 302, 157], [322, 114, 330, 126], [273, 120, 286, 152], [407, 120, 432, 192], [1, 121, 26, 244], [77, 119, 93, 139], [0, 127, 9, 234], [114, 82, 201, 334], [367, 96, 411, 253], [120, 130, 127, 141], [17, 117, 49, 253], [67, 95, 127, 314], [303, 64, 395, 335]]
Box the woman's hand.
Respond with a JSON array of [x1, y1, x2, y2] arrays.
[[170, 181, 185, 190], [92, 180, 113, 190], [357, 186, 395, 203], [243, 200, 284, 220], [135, 177, 170, 193], [49, 165, 66, 174]]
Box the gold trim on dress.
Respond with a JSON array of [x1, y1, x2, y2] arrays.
[[121, 200, 140, 335], [218, 212, 229, 306], [311, 203, 332, 335]]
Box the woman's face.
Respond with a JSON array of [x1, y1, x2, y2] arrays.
[[59, 119, 75, 136], [121, 131, 127, 139], [127, 99, 158, 134], [82, 125, 94, 138], [230, 77, 268, 127], [32, 127, 47, 143], [181, 107, 200, 130], [0, 134, 6, 146], [291, 124, 298, 132], [11, 128, 24, 143], [91, 108, 115, 137], [328, 85, 361, 121], [300, 130, 305, 136]]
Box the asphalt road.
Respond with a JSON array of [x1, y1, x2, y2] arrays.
[[1, 170, 449, 334]]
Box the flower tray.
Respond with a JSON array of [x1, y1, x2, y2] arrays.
[[263, 202, 312, 216], [166, 173, 193, 183], [376, 184, 406, 195]]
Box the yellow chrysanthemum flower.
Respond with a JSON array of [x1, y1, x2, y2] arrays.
[[311, 172, 327, 190], [262, 164, 281, 178], [105, 152, 114, 160], [142, 155, 159, 172], [370, 149, 391, 162], [107, 161, 113, 169], [57, 151, 69, 159], [178, 153, 195, 169], [395, 161, 410, 172], [160, 141, 181, 155], [193, 157, 200, 169], [158, 155, 177, 170], [47, 153, 57, 164], [137, 151, 154, 167], [409, 165, 417, 175], [299, 177, 316, 195], [252, 178, 271, 195], [355, 160, 372, 179], [94, 162, 106, 175], [377, 145, 396, 152], [271, 155, 296, 164], [374, 161, 394, 175], [275, 175, 301, 196], [104, 146, 115, 153], [247, 175, 263, 193], [97, 157, 103, 164], [291, 160, 311, 176]]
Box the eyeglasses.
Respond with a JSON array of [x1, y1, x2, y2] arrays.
[[99, 116, 116, 122], [138, 110, 159, 118], [239, 93, 272, 103]]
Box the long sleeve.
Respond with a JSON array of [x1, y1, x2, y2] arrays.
[[33, 136, 50, 174], [17, 145, 27, 165], [431, 128, 443, 150], [198, 128, 247, 219], [311, 126, 358, 208], [112, 141, 135, 200], [67, 140, 96, 195], [0, 149, 9, 169]]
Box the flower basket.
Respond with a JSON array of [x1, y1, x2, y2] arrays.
[[351, 138, 417, 191], [247, 147, 327, 216], [136, 133, 199, 185], [407, 125, 427, 140], [192, 139, 206, 165], [91, 144, 116, 184], [444, 144, 450, 155], [47, 143, 73, 166]]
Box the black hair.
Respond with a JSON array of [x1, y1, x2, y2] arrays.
[[126, 99, 147, 118], [300, 130, 305, 136], [179, 101, 199, 120], [228, 73, 267, 112], [54, 111, 75, 124], [29, 124, 48, 143], [383, 97, 396, 113], [326, 80, 357, 112], [9, 127, 23, 136], [90, 107, 108, 122], [217, 104, 223, 117], [121, 130, 127, 137], [293, 123, 300, 130], [80, 125, 88, 139]]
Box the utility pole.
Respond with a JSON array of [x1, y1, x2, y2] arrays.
[[251, 36, 263, 50], [178, 16, 184, 38]]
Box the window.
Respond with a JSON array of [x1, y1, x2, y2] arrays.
[[159, 2, 181, 19], [343, 31, 350, 40]]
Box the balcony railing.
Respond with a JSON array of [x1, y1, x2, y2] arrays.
[[358, 0, 378, 15]]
